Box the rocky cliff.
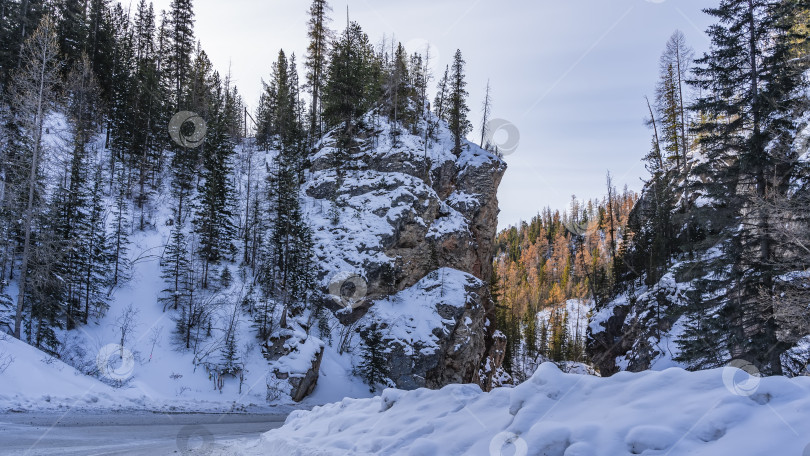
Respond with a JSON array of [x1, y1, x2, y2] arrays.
[[300, 111, 507, 393]]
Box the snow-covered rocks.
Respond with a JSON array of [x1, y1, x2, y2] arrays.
[[303, 112, 506, 392], [358, 268, 487, 389], [223, 362, 810, 455], [267, 328, 326, 402]]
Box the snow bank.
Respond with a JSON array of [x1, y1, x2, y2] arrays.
[[223, 363, 810, 455], [0, 333, 146, 411]]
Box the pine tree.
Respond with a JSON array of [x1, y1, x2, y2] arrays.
[[256, 51, 315, 322], [0, 0, 48, 89], [168, 0, 195, 109], [160, 220, 189, 312], [167, 45, 208, 276], [387, 42, 413, 132], [448, 50, 471, 156], [256, 50, 300, 149], [305, 0, 332, 141], [110, 164, 130, 287], [262, 155, 315, 318], [79, 164, 113, 324], [220, 304, 241, 375], [656, 62, 683, 168], [132, 0, 163, 230], [56, 0, 89, 78], [410, 50, 429, 127], [86, 0, 116, 103], [434, 66, 449, 121], [357, 323, 391, 392], [322, 21, 378, 150], [55, 53, 103, 329], [194, 72, 236, 288], [107, 2, 135, 177]]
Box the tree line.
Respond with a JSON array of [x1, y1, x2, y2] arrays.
[[492, 189, 637, 380]]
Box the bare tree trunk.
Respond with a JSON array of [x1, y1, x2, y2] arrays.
[[13, 17, 59, 340]]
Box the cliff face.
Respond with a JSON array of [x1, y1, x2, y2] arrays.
[[303, 111, 506, 391]]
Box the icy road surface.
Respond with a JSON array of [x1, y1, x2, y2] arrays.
[[0, 412, 287, 455]]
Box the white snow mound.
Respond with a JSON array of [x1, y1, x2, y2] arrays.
[[221, 363, 810, 455]]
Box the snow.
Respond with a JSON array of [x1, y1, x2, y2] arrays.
[[270, 328, 325, 378], [359, 268, 482, 356], [223, 362, 810, 456], [0, 307, 370, 413]]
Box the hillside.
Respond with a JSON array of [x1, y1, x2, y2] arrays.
[[0, 0, 513, 411], [0, 106, 505, 410]]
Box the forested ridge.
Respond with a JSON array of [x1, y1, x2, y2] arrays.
[[492, 189, 637, 380], [495, 0, 810, 380]]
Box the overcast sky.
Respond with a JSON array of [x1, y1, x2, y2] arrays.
[[151, 0, 717, 230]]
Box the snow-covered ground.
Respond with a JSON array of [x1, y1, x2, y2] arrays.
[[0, 199, 372, 412], [0, 329, 370, 413], [222, 363, 810, 455]]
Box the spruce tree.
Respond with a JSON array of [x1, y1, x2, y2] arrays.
[[168, 0, 195, 108], [448, 50, 471, 155], [357, 323, 391, 392], [678, 0, 809, 374]]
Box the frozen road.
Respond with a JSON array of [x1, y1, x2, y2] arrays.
[[0, 412, 287, 455]]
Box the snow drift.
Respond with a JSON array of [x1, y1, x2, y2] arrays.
[[222, 363, 810, 455]]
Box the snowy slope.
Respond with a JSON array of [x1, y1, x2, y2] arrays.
[[0, 126, 374, 412], [223, 362, 810, 455]]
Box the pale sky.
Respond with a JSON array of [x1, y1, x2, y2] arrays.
[[150, 0, 717, 230]]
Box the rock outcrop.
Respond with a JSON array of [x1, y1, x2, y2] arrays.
[[303, 112, 506, 392]]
